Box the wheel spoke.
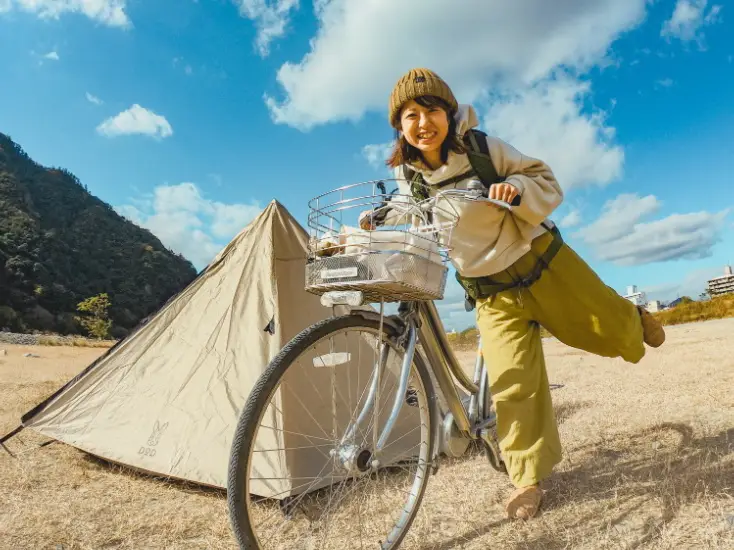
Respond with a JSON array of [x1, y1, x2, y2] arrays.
[[228, 316, 435, 550]]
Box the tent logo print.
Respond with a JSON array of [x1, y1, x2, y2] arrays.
[[147, 421, 169, 446], [138, 421, 169, 457]]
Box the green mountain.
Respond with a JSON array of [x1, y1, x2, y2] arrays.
[[0, 133, 198, 337]]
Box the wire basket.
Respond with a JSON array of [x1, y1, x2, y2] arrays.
[[305, 180, 459, 303]]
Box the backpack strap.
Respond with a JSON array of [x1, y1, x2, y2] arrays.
[[404, 128, 502, 200], [464, 129, 502, 188], [404, 166, 430, 202]]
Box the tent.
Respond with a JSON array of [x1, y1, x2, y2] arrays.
[[1, 201, 421, 497]]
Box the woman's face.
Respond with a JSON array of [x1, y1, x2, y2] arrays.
[[399, 99, 449, 157]]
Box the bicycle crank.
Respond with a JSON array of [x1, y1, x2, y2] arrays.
[[479, 428, 507, 474]]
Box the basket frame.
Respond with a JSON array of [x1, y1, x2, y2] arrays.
[[305, 180, 460, 303]]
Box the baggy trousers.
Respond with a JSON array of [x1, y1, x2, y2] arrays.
[[475, 231, 646, 488]]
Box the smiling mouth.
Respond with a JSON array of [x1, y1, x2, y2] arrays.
[[418, 131, 437, 140]]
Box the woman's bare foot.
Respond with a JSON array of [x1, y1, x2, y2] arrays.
[[505, 484, 543, 520]]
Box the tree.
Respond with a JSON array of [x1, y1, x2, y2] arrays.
[[76, 293, 112, 339], [0, 131, 198, 335]]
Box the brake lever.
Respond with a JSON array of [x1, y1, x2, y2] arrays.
[[464, 181, 522, 208], [461, 194, 521, 209]]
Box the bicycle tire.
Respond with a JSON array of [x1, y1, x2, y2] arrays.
[[227, 313, 437, 549]]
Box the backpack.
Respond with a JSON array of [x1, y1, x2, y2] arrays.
[[400, 128, 556, 311]]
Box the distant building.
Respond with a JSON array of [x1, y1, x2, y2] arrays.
[[623, 285, 647, 307], [646, 300, 662, 312], [707, 265, 734, 297]]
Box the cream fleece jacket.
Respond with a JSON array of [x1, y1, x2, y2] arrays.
[[377, 104, 563, 278]]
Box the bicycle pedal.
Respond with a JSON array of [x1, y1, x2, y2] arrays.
[[480, 429, 507, 475]]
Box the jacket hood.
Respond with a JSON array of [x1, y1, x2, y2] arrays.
[[454, 103, 479, 136]]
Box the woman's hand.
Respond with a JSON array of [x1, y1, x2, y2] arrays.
[[488, 182, 520, 205]]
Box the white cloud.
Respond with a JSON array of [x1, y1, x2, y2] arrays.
[[362, 141, 393, 170], [86, 92, 103, 105], [43, 50, 59, 60], [235, 0, 299, 57], [661, 0, 722, 45], [263, 0, 647, 130], [575, 194, 660, 244], [559, 209, 582, 228], [643, 266, 726, 302], [2, 0, 130, 27], [656, 77, 674, 87], [96, 104, 173, 139], [574, 194, 729, 265], [209, 203, 263, 239], [483, 78, 624, 190], [116, 183, 262, 269]]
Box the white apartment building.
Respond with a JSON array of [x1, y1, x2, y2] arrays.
[[707, 265, 734, 297]]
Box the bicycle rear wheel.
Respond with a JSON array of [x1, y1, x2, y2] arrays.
[[227, 313, 436, 549]]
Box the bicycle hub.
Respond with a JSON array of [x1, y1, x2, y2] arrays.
[[331, 444, 373, 474]]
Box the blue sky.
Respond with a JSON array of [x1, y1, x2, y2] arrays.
[[1, 0, 732, 330]]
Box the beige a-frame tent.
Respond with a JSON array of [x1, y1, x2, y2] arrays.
[[2, 200, 421, 497]]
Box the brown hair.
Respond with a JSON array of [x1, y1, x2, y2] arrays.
[[386, 95, 465, 169]]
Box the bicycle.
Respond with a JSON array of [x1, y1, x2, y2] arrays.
[[227, 180, 514, 549]]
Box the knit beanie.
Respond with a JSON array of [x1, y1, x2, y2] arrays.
[[388, 68, 458, 127]]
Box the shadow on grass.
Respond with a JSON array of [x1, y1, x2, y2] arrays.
[[80, 452, 227, 497], [420, 422, 733, 549], [538, 423, 734, 548]]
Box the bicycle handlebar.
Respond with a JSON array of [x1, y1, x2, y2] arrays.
[[362, 186, 522, 229], [435, 188, 522, 209]]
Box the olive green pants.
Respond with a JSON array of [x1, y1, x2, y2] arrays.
[[475, 231, 645, 488]]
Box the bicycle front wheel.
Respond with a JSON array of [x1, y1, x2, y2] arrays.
[[227, 313, 436, 549]]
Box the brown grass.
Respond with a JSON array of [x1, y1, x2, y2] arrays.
[[36, 335, 117, 348], [654, 294, 734, 327], [448, 326, 552, 351], [2, 319, 733, 549]]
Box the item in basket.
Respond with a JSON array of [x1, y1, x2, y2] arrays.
[[312, 230, 342, 257], [312, 226, 364, 257], [343, 228, 443, 265], [381, 252, 445, 291]]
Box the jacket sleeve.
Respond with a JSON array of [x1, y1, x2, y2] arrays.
[[486, 136, 563, 226]]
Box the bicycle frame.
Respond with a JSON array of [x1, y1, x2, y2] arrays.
[[338, 299, 492, 466]]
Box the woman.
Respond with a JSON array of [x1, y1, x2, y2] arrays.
[[363, 68, 665, 520]]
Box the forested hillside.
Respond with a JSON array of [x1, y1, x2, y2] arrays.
[[0, 133, 198, 337]]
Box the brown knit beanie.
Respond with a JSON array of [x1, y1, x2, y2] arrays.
[[388, 68, 458, 127]]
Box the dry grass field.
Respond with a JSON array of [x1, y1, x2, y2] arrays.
[[1, 318, 733, 549]]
